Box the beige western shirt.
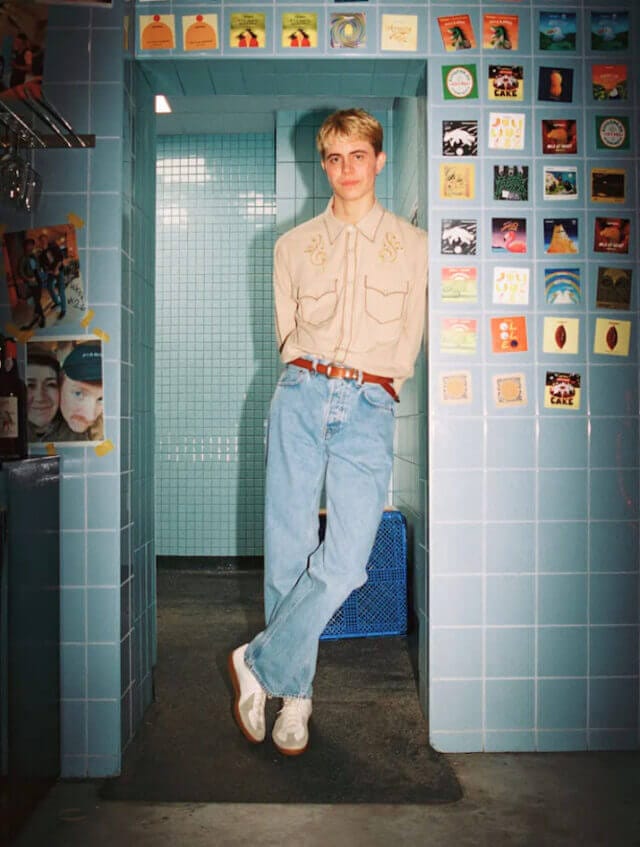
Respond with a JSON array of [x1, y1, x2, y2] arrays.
[[273, 200, 428, 393]]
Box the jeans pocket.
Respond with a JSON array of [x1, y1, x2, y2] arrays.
[[360, 383, 395, 413], [277, 365, 307, 388]]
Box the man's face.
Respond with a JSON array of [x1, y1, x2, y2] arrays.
[[27, 364, 59, 428], [60, 375, 103, 433], [321, 134, 386, 206]]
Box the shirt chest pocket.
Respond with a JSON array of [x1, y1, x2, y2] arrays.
[[298, 278, 338, 326], [364, 277, 409, 325]]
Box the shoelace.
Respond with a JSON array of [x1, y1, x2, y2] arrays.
[[277, 698, 309, 738], [248, 690, 267, 728]]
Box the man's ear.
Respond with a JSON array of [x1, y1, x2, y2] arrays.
[[375, 151, 387, 174], [320, 157, 326, 172]]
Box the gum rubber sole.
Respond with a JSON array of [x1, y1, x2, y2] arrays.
[[228, 650, 264, 744]]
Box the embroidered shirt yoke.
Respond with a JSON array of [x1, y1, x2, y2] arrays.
[[273, 200, 428, 392]]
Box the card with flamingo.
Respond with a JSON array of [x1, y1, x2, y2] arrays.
[[492, 218, 527, 254]]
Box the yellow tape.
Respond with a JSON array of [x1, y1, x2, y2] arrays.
[[80, 309, 95, 329], [92, 328, 110, 343], [4, 323, 34, 344], [94, 439, 114, 457], [45, 443, 56, 456], [67, 213, 85, 229]]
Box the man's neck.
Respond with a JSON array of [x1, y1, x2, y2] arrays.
[[331, 194, 377, 225]]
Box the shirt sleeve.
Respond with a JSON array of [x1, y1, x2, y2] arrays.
[[273, 237, 298, 354]]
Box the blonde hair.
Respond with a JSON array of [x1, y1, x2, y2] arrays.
[[316, 109, 384, 158]]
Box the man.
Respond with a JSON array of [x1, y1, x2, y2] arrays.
[[229, 109, 428, 756], [18, 237, 46, 330], [59, 341, 104, 440], [37, 233, 66, 320]]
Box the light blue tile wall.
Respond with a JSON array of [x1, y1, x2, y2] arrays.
[[154, 133, 277, 555]]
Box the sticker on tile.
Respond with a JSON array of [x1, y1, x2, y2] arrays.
[[440, 318, 478, 355], [543, 167, 578, 201], [441, 265, 478, 303], [591, 168, 626, 204], [543, 218, 579, 255], [538, 66, 574, 103], [439, 371, 472, 404], [483, 14, 519, 50], [442, 64, 478, 100], [593, 217, 630, 254], [545, 372, 581, 409], [282, 13, 317, 48], [592, 64, 628, 101], [596, 266, 631, 310], [593, 318, 631, 357], [490, 316, 528, 353], [544, 268, 581, 305], [543, 317, 579, 354], [590, 11, 629, 51], [330, 13, 366, 49], [230, 13, 266, 49], [493, 165, 528, 202], [493, 373, 527, 407], [442, 120, 478, 157], [541, 119, 578, 155], [381, 14, 418, 52], [183, 14, 219, 51], [595, 116, 629, 150], [437, 14, 476, 52], [493, 266, 529, 305], [488, 112, 525, 150], [440, 163, 475, 200], [488, 65, 524, 101], [441, 219, 477, 255], [539, 11, 576, 52], [492, 217, 527, 254], [139, 14, 176, 51]]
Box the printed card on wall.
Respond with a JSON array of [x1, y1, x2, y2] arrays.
[[483, 14, 519, 51], [442, 65, 478, 100], [139, 14, 176, 50], [441, 266, 478, 303], [596, 266, 631, 310], [494, 165, 528, 201], [594, 217, 630, 254], [230, 14, 266, 48], [439, 371, 472, 405], [544, 267, 581, 305], [0, 2, 48, 97], [594, 318, 631, 357], [543, 167, 578, 201], [492, 266, 529, 305], [595, 116, 629, 151], [330, 13, 366, 49], [440, 318, 478, 354], [441, 219, 477, 255], [26, 336, 104, 444], [544, 218, 579, 255], [493, 373, 527, 408], [543, 317, 579, 354], [590, 11, 629, 51], [442, 121, 478, 156], [492, 217, 527, 255], [281, 13, 317, 48], [488, 112, 525, 150], [182, 14, 218, 51], [539, 11, 576, 52], [592, 64, 627, 101], [538, 66, 573, 102], [437, 15, 476, 52], [541, 119, 578, 155], [490, 316, 528, 353], [591, 168, 626, 204], [545, 372, 581, 409], [439, 163, 475, 200], [2, 224, 86, 331], [381, 14, 418, 52], [488, 65, 524, 101]]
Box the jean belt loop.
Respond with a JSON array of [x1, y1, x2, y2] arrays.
[[310, 357, 318, 373], [357, 369, 364, 385]]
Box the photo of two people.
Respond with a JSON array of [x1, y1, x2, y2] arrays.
[[26, 337, 104, 444]]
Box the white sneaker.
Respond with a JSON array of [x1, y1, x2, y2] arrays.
[[228, 644, 267, 743], [272, 697, 312, 756]]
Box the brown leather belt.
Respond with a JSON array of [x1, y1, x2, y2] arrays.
[[289, 357, 399, 402]]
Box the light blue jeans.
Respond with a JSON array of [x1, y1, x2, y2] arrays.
[[244, 363, 395, 698]]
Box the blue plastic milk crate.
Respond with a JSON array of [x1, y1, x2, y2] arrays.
[[319, 508, 408, 640]]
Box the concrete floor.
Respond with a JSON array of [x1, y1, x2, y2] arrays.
[[13, 750, 640, 847]]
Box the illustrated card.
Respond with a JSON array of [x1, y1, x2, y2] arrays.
[[281, 13, 317, 48], [538, 66, 574, 102], [438, 15, 476, 52], [544, 267, 581, 305], [488, 112, 525, 150], [490, 316, 528, 353], [440, 163, 475, 200], [543, 167, 578, 201], [182, 14, 218, 50], [592, 64, 627, 101], [442, 64, 478, 100], [494, 165, 528, 201], [595, 115, 629, 151], [491, 218, 527, 255], [483, 14, 519, 51], [229, 13, 266, 48], [545, 372, 581, 409], [596, 266, 631, 310], [381, 14, 418, 52], [594, 318, 631, 357], [488, 65, 524, 101], [541, 119, 578, 155], [139, 13, 176, 50], [330, 13, 366, 49], [441, 219, 478, 255], [539, 11, 576, 52], [442, 120, 478, 157], [492, 266, 530, 305], [590, 168, 626, 204], [593, 217, 630, 254], [493, 373, 527, 407], [441, 266, 478, 303], [439, 371, 472, 405], [543, 317, 579, 354], [543, 218, 579, 255], [440, 318, 478, 355], [590, 11, 629, 51]]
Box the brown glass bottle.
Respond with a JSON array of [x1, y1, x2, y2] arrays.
[[0, 336, 28, 461]]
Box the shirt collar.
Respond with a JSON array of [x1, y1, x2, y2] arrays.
[[322, 199, 385, 244]]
